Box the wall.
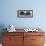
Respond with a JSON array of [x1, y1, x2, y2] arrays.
[[0, 0, 46, 31]]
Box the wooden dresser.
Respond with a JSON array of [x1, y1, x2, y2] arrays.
[[2, 32, 45, 46]]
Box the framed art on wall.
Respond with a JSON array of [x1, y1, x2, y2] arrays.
[[17, 10, 33, 18]]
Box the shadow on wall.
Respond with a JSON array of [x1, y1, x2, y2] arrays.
[[0, 24, 7, 43]]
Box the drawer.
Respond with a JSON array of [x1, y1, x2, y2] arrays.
[[3, 44, 15, 46], [24, 32, 45, 36], [3, 32, 23, 36], [32, 36, 45, 44], [3, 36, 23, 44], [32, 44, 44, 46], [3, 43, 23, 46]]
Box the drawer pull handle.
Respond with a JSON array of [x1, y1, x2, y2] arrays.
[[9, 38, 12, 40], [32, 39, 36, 40], [9, 38, 13, 40]]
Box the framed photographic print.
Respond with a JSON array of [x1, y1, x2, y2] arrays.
[[17, 10, 33, 18]]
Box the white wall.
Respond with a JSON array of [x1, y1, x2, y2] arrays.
[[0, 0, 46, 32]]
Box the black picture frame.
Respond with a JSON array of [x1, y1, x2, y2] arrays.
[[17, 10, 33, 18]]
